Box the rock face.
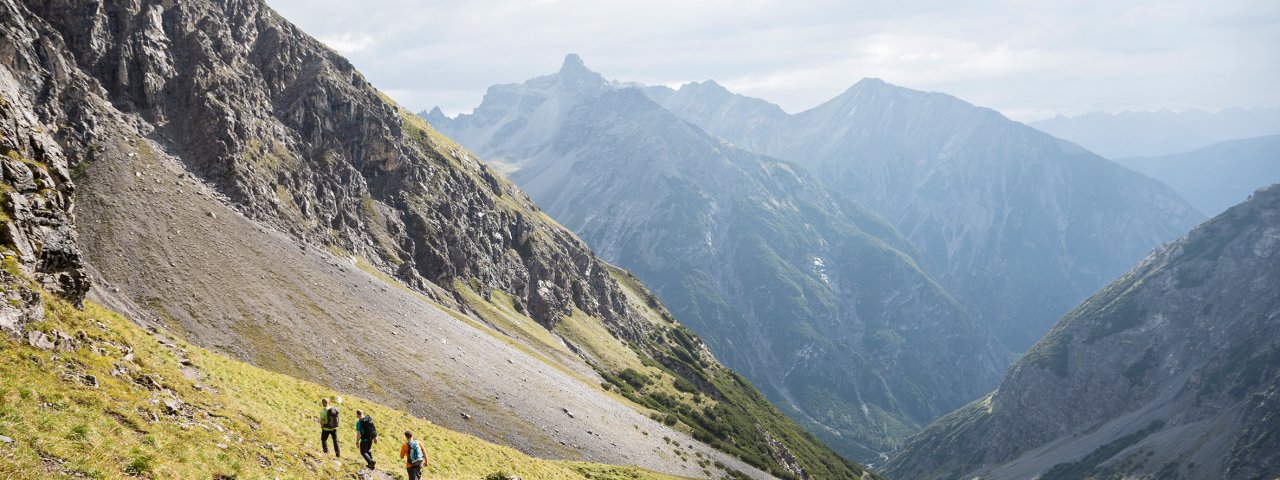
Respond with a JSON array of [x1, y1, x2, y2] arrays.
[[884, 183, 1280, 480], [647, 79, 1205, 353], [0, 0, 95, 334], [28, 0, 633, 340], [4, 1, 871, 478], [428, 57, 1006, 461], [1118, 134, 1280, 216]]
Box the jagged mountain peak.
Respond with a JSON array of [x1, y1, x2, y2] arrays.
[[560, 52, 588, 73], [421, 105, 448, 124], [554, 52, 607, 87], [679, 78, 731, 94], [819, 77, 978, 115]]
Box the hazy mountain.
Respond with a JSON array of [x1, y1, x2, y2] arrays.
[[1118, 134, 1280, 216], [648, 79, 1205, 353], [885, 183, 1280, 480], [428, 56, 1007, 462], [2, 1, 874, 478], [1031, 107, 1280, 158]]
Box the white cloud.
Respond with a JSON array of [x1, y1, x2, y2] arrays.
[[317, 33, 376, 54], [265, 0, 1280, 121]]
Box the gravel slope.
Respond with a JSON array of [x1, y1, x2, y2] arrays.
[[75, 133, 772, 480]]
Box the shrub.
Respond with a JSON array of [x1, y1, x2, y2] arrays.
[[125, 454, 154, 476], [617, 368, 651, 389]]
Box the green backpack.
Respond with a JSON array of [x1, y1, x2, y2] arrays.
[[323, 407, 339, 429]]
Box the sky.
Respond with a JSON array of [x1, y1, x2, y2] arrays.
[[264, 0, 1280, 121]]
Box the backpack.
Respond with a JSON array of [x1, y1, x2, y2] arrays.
[[407, 439, 425, 466], [323, 407, 339, 429], [359, 415, 377, 439]]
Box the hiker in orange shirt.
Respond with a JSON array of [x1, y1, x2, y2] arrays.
[[400, 430, 427, 480]]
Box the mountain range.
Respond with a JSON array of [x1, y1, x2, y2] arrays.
[[645, 77, 1206, 355], [0, 1, 876, 478], [427, 55, 1006, 461], [886, 182, 1280, 480], [1031, 107, 1280, 159], [5, 0, 1278, 478], [1117, 134, 1280, 216]]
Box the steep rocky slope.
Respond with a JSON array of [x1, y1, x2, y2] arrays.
[[428, 57, 1005, 463], [648, 79, 1205, 353], [884, 183, 1280, 480], [3, 1, 873, 478], [1118, 134, 1280, 216]]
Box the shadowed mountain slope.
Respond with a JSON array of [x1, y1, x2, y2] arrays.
[[648, 79, 1205, 353], [885, 184, 1280, 480], [1118, 134, 1280, 216]]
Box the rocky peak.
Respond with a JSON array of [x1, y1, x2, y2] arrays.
[[554, 53, 608, 90], [559, 53, 588, 74], [679, 79, 732, 96], [422, 105, 447, 123]]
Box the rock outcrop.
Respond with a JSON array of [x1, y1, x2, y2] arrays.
[[0, 0, 96, 333], [884, 183, 1280, 479]]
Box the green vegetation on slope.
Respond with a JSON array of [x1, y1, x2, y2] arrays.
[[0, 295, 685, 480], [457, 263, 879, 480]]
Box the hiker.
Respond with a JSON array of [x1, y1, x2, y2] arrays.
[[400, 430, 427, 480], [355, 409, 378, 470], [319, 398, 340, 457]]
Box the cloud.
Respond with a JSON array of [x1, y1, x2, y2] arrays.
[[265, 0, 1280, 121], [317, 33, 376, 54]]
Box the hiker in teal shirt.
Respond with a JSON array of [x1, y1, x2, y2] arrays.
[[355, 409, 378, 470]]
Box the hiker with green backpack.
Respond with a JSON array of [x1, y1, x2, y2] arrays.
[[319, 398, 340, 457], [400, 430, 428, 480]]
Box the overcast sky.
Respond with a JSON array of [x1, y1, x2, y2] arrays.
[[265, 0, 1279, 121]]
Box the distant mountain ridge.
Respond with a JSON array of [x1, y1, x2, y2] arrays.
[[1031, 107, 1280, 158], [427, 55, 1007, 462], [885, 183, 1280, 479], [645, 77, 1205, 353], [1118, 134, 1280, 216]]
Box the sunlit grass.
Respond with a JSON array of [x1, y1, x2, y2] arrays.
[[0, 296, 686, 480]]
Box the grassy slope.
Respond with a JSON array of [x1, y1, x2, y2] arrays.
[[0, 295, 686, 480], [456, 264, 880, 480]]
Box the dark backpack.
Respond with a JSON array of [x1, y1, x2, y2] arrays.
[[323, 407, 339, 429], [359, 415, 377, 439]]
